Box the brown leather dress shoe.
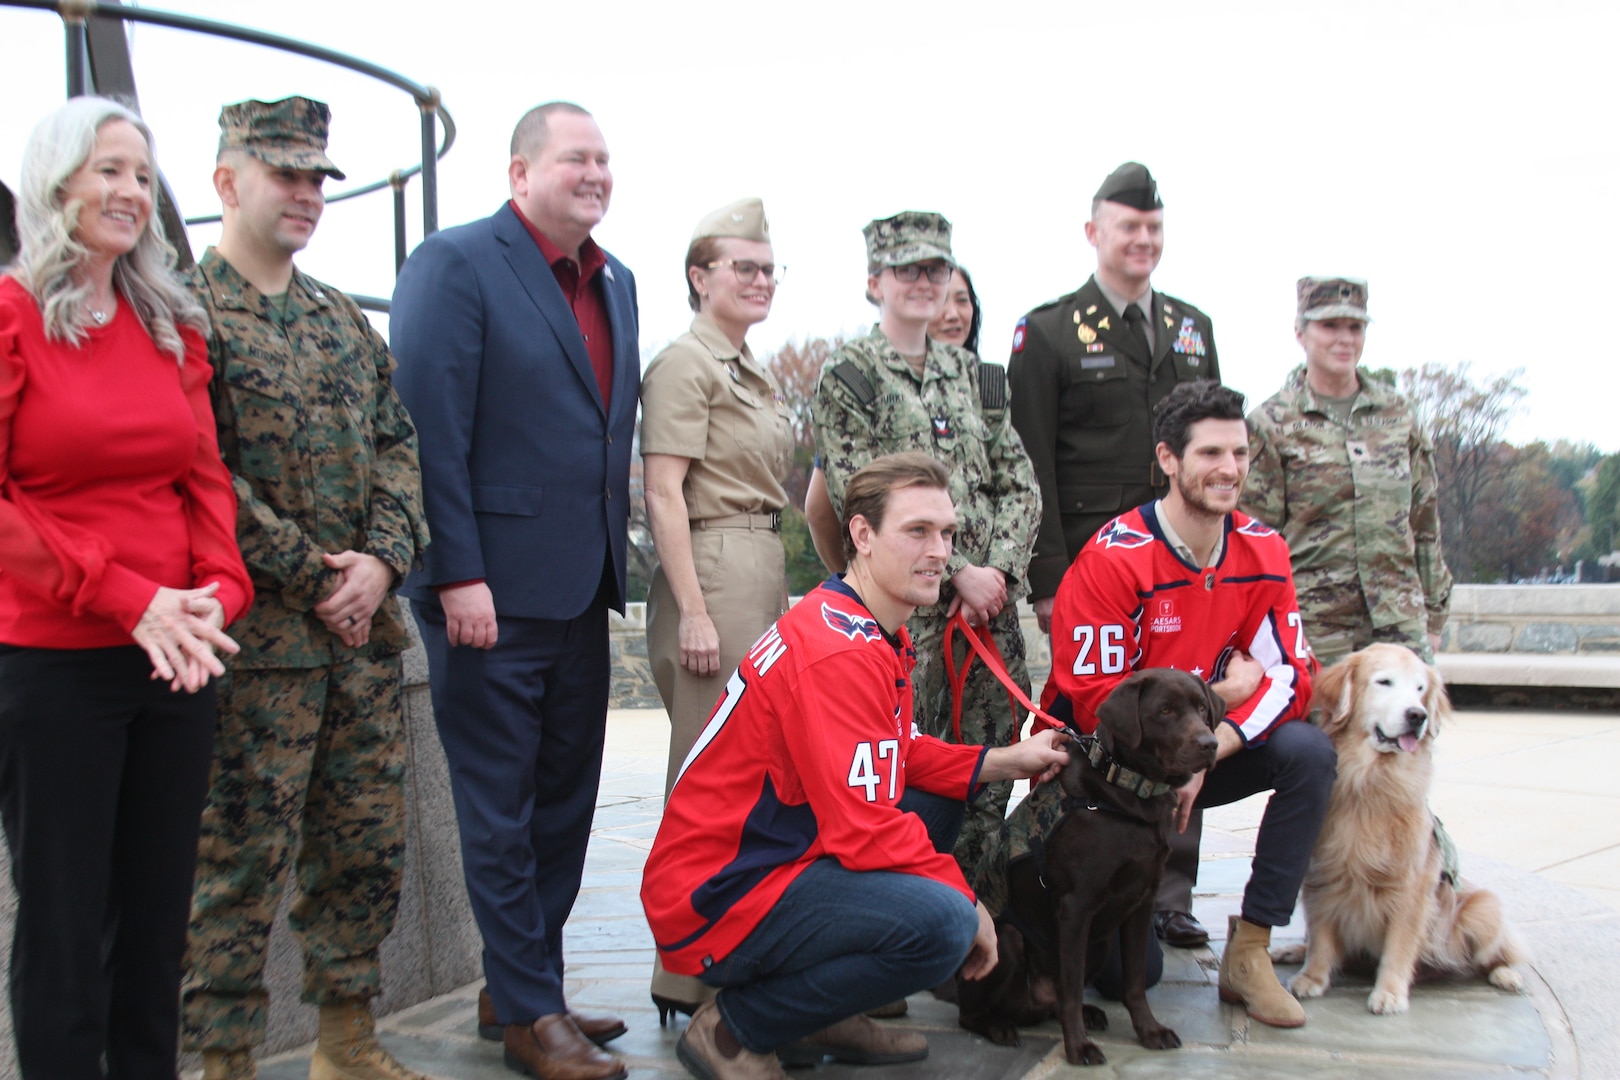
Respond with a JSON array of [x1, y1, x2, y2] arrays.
[[502, 1014, 626, 1080], [480, 989, 626, 1047], [568, 1010, 627, 1047], [1154, 910, 1211, 948]]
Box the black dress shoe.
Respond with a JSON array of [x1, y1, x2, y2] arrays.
[[1154, 910, 1210, 948]]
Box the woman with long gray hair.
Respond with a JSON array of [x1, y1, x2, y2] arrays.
[[0, 96, 252, 1078]]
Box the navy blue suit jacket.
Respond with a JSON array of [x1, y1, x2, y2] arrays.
[[390, 203, 640, 618]]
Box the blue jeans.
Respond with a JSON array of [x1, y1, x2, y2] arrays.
[[699, 787, 976, 1052], [1197, 719, 1337, 927]]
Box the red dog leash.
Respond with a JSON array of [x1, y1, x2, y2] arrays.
[[942, 610, 1074, 743]]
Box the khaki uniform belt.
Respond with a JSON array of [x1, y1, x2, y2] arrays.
[[692, 511, 782, 532]]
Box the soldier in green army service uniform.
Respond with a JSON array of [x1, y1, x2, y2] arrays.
[[1007, 162, 1221, 951], [179, 97, 433, 1080], [1243, 276, 1452, 668], [814, 211, 1040, 880]]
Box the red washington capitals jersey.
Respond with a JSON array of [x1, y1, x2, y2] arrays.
[[641, 578, 988, 976], [1041, 504, 1315, 745]]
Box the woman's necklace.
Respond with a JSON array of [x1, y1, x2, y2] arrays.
[[88, 291, 114, 325]]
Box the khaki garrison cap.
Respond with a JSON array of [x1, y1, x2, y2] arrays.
[[218, 96, 346, 180], [692, 197, 770, 243], [862, 211, 955, 268], [1297, 276, 1371, 321]]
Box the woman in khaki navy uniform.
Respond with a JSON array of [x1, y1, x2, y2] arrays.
[[640, 197, 793, 1022]]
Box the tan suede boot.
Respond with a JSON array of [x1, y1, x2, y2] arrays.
[[1218, 915, 1306, 1028], [202, 1049, 256, 1080], [776, 1013, 929, 1067], [308, 1000, 433, 1080], [676, 1000, 787, 1080]]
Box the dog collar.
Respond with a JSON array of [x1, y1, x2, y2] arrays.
[[1076, 733, 1175, 799]]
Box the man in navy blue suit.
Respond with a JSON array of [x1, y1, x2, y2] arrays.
[[390, 102, 637, 1080]]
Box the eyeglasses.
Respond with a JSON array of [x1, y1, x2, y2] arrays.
[[705, 260, 784, 285], [889, 263, 953, 284]]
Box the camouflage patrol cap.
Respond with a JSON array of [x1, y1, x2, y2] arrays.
[[1297, 276, 1371, 322], [218, 97, 346, 180], [1095, 162, 1162, 211], [862, 211, 956, 268], [692, 197, 769, 243]]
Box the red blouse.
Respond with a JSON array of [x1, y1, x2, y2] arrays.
[[0, 275, 252, 649]]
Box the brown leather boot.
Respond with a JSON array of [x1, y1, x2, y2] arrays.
[[776, 1013, 928, 1066], [308, 1000, 433, 1079], [1218, 915, 1306, 1028], [675, 1001, 787, 1080], [478, 987, 626, 1046], [502, 1014, 627, 1080], [201, 1049, 256, 1080]]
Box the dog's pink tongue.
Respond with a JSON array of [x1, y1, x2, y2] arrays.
[[1397, 733, 1420, 753]]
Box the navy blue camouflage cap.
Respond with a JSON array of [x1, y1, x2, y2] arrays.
[[1297, 276, 1371, 322], [863, 211, 956, 269], [218, 96, 346, 180], [1095, 162, 1162, 211]]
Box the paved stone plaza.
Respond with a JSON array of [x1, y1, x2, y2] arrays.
[[220, 707, 1620, 1080]]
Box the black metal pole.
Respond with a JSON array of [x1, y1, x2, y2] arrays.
[[419, 89, 440, 237], [391, 171, 408, 274], [63, 7, 88, 96]]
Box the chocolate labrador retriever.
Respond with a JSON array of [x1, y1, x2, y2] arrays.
[[958, 669, 1221, 1066]]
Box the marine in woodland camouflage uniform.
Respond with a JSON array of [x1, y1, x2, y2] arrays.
[[180, 98, 429, 1060], [1243, 277, 1451, 668], [814, 211, 1040, 873]]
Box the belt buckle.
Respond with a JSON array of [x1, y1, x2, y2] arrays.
[[769, 510, 782, 532]]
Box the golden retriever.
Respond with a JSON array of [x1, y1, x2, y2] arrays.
[[1273, 643, 1527, 1014]]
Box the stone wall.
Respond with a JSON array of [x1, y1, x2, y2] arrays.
[[1438, 584, 1620, 656]]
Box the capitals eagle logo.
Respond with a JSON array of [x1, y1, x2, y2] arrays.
[[822, 603, 883, 642], [1096, 517, 1155, 549]]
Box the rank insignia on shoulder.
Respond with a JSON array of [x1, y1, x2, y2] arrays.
[[1171, 316, 1207, 357], [1086, 304, 1098, 315], [1077, 324, 1097, 344], [1012, 317, 1027, 353], [1098, 316, 1111, 330]]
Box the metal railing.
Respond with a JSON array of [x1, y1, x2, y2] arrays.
[[2, 0, 455, 307]]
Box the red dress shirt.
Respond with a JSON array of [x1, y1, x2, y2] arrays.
[[509, 199, 614, 410]]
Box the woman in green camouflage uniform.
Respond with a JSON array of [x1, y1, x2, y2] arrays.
[[1244, 277, 1452, 668], [812, 212, 1039, 876]]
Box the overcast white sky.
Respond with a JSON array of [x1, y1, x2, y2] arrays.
[[2, 0, 1615, 450]]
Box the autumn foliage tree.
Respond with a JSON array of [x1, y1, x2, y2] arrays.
[[1400, 362, 1579, 581], [765, 334, 850, 594]]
